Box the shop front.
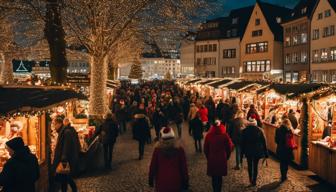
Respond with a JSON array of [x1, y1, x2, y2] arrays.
[[256, 84, 326, 167], [0, 86, 87, 192], [308, 88, 336, 185]]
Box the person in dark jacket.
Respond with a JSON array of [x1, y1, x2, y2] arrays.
[[52, 117, 80, 192], [132, 114, 151, 160], [0, 137, 40, 192], [220, 99, 232, 124], [96, 113, 119, 169], [205, 96, 216, 124], [189, 112, 204, 153], [241, 117, 268, 187], [182, 95, 190, 121], [172, 99, 184, 138], [116, 99, 128, 134], [216, 99, 224, 119], [149, 127, 189, 192], [275, 119, 294, 182], [204, 120, 234, 192], [288, 109, 298, 129], [230, 110, 246, 170], [152, 107, 168, 140]]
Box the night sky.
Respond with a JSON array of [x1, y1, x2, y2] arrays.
[[210, 0, 300, 18]]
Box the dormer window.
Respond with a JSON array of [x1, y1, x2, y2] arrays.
[[276, 17, 282, 23], [301, 7, 307, 14], [232, 17, 238, 24]]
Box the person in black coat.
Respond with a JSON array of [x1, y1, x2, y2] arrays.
[[241, 118, 268, 186], [0, 137, 40, 192], [216, 99, 225, 119], [182, 95, 191, 121], [132, 114, 151, 160], [52, 117, 80, 192], [189, 113, 204, 153], [275, 119, 294, 182], [152, 107, 168, 140], [95, 113, 119, 169], [205, 96, 216, 124], [116, 100, 128, 134]]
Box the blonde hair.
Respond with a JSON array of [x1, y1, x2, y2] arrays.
[[236, 110, 244, 119]]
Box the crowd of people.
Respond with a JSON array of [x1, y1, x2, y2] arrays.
[[0, 80, 299, 192]]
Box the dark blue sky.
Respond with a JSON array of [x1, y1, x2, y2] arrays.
[[210, 0, 300, 18]]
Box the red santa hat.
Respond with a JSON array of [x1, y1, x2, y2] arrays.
[[160, 127, 175, 140]]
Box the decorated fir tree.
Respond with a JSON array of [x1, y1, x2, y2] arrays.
[[128, 60, 143, 79], [164, 71, 172, 80]]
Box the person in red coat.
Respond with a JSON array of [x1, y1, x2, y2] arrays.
[[198, 104, 209, 131], [149, 127, 189, 192], [204, 120, 234, 192]]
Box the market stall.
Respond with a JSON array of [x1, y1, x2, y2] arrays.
[[308, 88, 336, 185], [182, 78, 203, 94], [256, 84, 326, 167], [206, 79, 234, 102], [0, 86, 87, 192], [226, 81, 267, 112], [194, 79, 220, 97]]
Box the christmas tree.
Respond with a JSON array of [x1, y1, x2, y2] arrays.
[[164, 71, 172, 80], [128, 60, 143, 79]]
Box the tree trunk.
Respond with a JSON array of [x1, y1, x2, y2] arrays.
[[0, 53, 13, 84], [44, 0, 68, 84], [89, 55, 108, 116]]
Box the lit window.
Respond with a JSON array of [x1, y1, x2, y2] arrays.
[[301, 33, 307, 43]]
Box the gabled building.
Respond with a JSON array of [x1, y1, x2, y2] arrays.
[[194, 6, 253, 78], [240, 1, 291, 80], [310, 0, 336, 82], [282, 0, 318, 83]]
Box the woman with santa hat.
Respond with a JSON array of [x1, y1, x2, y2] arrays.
[[204, 119, 234, 192], [149, 127, 189, 192]]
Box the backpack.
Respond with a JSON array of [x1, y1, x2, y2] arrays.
[[286, 132, 298, 150]]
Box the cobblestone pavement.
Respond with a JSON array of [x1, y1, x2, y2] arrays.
[[76, 122, 335, 192]]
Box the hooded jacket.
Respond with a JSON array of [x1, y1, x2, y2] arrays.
[[204, 124, 234, 176], [0, 147, 40, 192], [149, 139, 188, 192]]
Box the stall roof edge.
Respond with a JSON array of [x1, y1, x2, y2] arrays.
[[0, 86, 87, 115]]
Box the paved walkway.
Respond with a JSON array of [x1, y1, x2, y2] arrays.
[[76, 122, 335, 192]]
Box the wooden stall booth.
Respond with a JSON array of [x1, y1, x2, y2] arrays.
[[182, 78, 203, 95], [205, 79, 234, 102], [308, 88, 336, 185], [194, 79, 220, 97], [0, 86, 86, 192], [256, 84, 326, 167], [227, 81, 268, 112]]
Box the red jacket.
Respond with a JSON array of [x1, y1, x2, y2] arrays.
[[149, 142, 188, 192], [204, 124, 234, 176], [198, 107, 208, 123]]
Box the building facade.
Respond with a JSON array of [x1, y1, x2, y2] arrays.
[[282, 0, 317, 83], [194, 7, 253, 78], [240, 1, 291, 80], [310, 0, 336, 82], [180, 40, 195, 77], [141, 57, 181, 79]]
